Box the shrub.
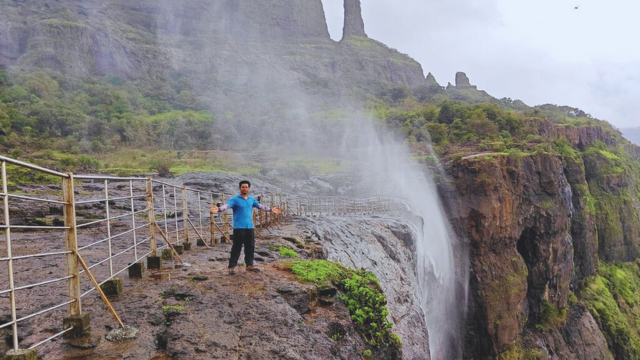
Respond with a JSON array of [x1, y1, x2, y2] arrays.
[[279, 246, 298, 258], [59, 155, 77, 168], [10, 148, 22, 159], [536, 299, 567, 330], [289, 260, 400, 349], [77, 154, 100, 170]]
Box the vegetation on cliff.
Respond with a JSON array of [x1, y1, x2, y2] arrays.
[[583, 262, 640, 360], [284, 260, 402, 352]]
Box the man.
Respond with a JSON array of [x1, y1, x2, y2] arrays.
[[211, 180, 281, 274]]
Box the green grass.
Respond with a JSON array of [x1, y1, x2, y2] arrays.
[[278, 246, 298, 258], [536, 300, 567, 330], [346, 36, 376, 49], [97, 149, 262, 176], [42, 19, 89, 28], [162, 304, 184, 315], [287, 260, 398, 349], [5, 164, 61, 186], [582, 263, 640, 359], [498, 343, 543, 360], [289, 260, 344, 284]]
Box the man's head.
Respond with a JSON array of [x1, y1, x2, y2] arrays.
[[239, 180, 251, 196]]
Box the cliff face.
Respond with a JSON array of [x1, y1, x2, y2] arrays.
[[303, 216, 431, 360], [0, 0, 426, 115], [444, 121, 640, 359], [342, 0, 367, 39]]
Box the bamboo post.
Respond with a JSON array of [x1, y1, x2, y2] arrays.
[[253, 209, 257, 228], [197, 192, 203, 237], [259, 194, 264, 229], [209, 193, 215, 245], [77, 253, 124, 327], [187, 218, 210, 248], [210, 213, 216, 246], [221, 194, 229, 241], [63, 173, 82, 317], [209, 218, 232, 243], [269, 194, 274, 226], [182, 187, 189, 245], [154, 223, 184, 263], [146, 179, 157, 256]]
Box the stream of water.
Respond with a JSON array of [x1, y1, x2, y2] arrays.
[[342, 118, 468, 359]]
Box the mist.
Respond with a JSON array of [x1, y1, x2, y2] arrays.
[[149, 2, 469, 357]]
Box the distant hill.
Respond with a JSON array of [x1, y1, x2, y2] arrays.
[[621, 128, 640, 145]]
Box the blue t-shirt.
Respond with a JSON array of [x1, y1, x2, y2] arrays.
[[226, 195, 260, 229]]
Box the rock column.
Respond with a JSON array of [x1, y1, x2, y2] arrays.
[[342, 0, 367, 39]]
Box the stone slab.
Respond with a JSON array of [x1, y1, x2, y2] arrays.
[[3, 349, 37, 360], [147, 256, 162, 270], [100, 278, 123, 296], [128, 262, 145, 278], [63, 313, 91, 338]]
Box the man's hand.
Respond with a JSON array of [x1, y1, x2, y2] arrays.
[[272, 206, 282, 215], [210, 206, 219, 214]]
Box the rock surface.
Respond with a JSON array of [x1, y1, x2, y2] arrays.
[[444, 129, 640, 359], [342, 0, 367, 39], [303, 216, 431, 360], [0, 220, 374, 360], [454, 72, 476, 89]]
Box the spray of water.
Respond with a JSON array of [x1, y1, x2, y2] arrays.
[[341, 115, 468, 359], [145, 2, 468, 357]]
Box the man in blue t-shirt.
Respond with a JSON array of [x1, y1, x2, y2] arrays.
[[211, 180, 281, 274]]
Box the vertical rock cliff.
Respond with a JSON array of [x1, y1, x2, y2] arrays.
[[444, 120, 640, 359], [342, 0, 367, 39]]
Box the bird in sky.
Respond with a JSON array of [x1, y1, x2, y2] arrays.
[[574, 5, 579, 10]]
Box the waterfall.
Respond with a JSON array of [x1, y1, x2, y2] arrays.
[[342, 117, 468, 359]]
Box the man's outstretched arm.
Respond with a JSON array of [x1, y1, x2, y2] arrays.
[[257, 204, 281, 214], [210, 204, 230, 214]]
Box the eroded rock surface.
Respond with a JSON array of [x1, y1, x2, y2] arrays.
[[303, 216, 431, 360]]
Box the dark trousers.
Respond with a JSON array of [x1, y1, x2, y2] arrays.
[[229, 228, 255, 269]]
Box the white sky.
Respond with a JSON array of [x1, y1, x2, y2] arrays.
[[321, 0, 640, 129]]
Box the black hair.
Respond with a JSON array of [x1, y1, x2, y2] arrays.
[[239, 180, 251, 188]]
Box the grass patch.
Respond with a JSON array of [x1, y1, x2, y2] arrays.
[[288, 260, 399, 349], [97, 149, 262, 176], [498, 343, 542, 360], [582, 262, 640, 359], [536, 300, 567, 330], [278, 246, 298, 258], [162, 304, 184, 315], [5, 164, 61, 186]]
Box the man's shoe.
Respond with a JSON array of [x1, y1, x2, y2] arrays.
[[228, 268, 236, 275], [246, 265, 260, 273]]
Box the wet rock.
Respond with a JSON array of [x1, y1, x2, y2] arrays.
[[161, 287, 195, 301], [105, 325, 138, 342], [67, 335, 101, 349], [305, 217, 429, 360], [189, 275, 208, 281], [276, 284, 317, 314]]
